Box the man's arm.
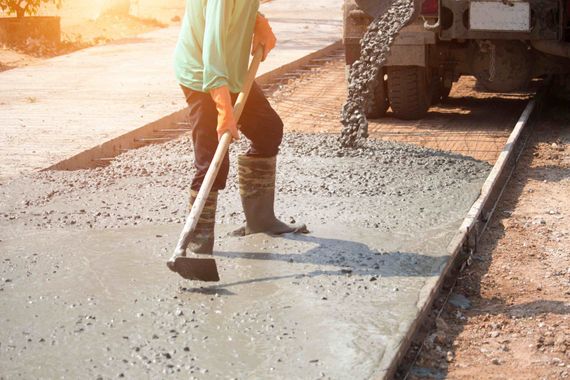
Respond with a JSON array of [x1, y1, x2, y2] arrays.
[[251, 12, 277, 62]]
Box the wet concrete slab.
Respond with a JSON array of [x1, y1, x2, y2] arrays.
[[0, 221, 465, 379], [0, 130, 491, 378]]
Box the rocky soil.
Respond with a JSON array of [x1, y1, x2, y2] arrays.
[[397, 102, 570, 380]]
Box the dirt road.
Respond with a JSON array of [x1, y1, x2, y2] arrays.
[[0, 0, 174, 71]]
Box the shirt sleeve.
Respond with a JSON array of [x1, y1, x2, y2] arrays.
[[202, 0, 233, 92]]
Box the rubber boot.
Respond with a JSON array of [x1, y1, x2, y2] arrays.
[[166, 189, 217, 272], [233, 155, 307, 236], [186, 189, 217, 254]]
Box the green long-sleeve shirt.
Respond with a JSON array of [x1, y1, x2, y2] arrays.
[[174, 0, 259, 94]]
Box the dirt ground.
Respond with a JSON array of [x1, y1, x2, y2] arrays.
[[0, 0, 179, 71], [397, 101, 570, 380]]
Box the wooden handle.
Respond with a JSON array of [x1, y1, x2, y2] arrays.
[[172, 48, 264, 256]]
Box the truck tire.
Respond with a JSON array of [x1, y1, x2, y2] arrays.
[[366, 70, 389, 119], [387, 66, 431, 120], [552, 74, 570, 102]]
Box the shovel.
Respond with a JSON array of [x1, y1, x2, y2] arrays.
[[167, 47, 264, 282]]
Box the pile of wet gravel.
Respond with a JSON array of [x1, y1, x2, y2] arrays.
[[340, 0, 416, 147], [0, 132, 490, 232]]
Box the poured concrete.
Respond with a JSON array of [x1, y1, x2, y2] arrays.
[[1, 223, 463, 379], [0, 132, 490, 378]]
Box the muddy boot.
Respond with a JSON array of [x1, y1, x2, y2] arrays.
[[233, 155, 307, 236], [186, 189, 218, 254], [167, 189, 217, 272]]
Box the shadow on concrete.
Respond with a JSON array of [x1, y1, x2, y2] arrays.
[[181, 286, 237, 296], [183, 233, 446, 293]]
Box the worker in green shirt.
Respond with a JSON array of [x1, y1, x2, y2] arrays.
[[169, 0, 306, 270]]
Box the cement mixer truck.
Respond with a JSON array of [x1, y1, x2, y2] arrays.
[[344, 0, 570, 119]]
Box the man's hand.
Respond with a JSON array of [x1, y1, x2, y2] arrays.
[[210, 86, 239, 141], [251, 13, 276, 61]]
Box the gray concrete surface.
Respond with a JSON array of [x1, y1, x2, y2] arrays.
[[0, 0, 342, 181], [0, 224, 452, 379], [0, 133, 491, 378]]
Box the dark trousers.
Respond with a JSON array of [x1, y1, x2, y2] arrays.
[[181, 83, 284, 191]]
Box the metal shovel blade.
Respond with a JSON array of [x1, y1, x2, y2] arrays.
[[174, 257, 220, 282]]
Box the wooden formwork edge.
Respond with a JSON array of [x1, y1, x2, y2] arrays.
[[45, 40, 342, 172], [382, 87, 547, 379]]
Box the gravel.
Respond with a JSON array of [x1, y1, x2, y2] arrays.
[[340, 0, 416, 147], [0, 132, 490, 233]]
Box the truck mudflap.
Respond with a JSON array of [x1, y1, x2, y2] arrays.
[[356, 0, 422, 19], [355, 0, 396, 18]]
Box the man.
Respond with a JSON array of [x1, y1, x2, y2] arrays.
[[169, 0, 306, 268]]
